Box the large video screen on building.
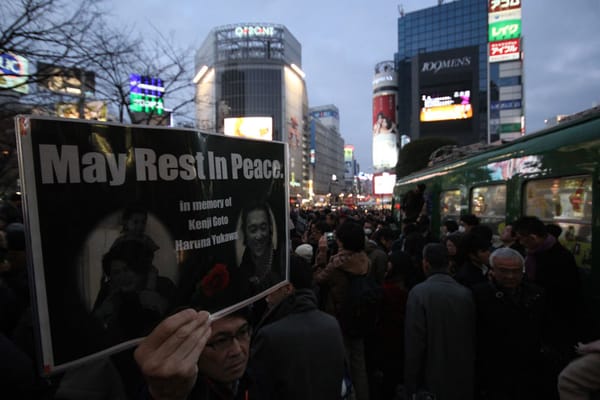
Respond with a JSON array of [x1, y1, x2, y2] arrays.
[[224, 116, 273, 140], [418, 46, 478, 141], [420, 87, 473, 122], [419, 83, 473, 135]]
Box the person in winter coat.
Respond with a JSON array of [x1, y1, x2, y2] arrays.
[[314, 220, 372, 400], [249, 253, 346, 400], [513, 216, 581, 400], [473, 247, 546, 399], [404, 243, 476, 400]]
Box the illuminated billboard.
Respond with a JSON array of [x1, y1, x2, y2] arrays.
[[234, 25, 275, 38], [488, 8, 521, 23], [224, 116, 273, 140], [344, 145, 354, 162], [373, 94, 397, 134], [129, 74, 164, 115], [38, 62, 95, 96], [373, 61, 397, 91], [56, 101, 107, 121], [489, 0, 521, 13], [372, 93, 398, 170], [420, 89, 473, 122], [489, 19, 521, 42], [373, 173, 396, 195], [489, 39, 521, 62], [0, 52, 29, 94], [344, 145, 354, 180], [418, 46, 478, 143]]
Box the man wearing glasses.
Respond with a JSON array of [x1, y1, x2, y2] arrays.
[[135, 309, 252, 400]]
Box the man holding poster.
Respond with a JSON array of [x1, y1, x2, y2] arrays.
[[14, 116, 289, 375]]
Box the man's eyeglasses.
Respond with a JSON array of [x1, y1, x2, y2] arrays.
[[206, 323, 252, 351]]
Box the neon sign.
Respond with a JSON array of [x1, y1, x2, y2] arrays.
[[234, 26, 275, 38], [489, 19, 521, 42], [129, 74, 164, 115]]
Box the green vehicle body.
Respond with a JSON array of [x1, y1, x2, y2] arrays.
[[393, 107, 600, 334]]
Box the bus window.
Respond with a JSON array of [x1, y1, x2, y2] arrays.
[[524, 176, 592, 269], [470, 184, 506, 235], [440, 189, 462, 221]]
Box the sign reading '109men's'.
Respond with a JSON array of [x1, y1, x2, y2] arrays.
[[15, 116, 289, 375]]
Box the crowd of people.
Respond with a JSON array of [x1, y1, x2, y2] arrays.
[[133, 205, 599, 400], [2, 188, 600, 399]]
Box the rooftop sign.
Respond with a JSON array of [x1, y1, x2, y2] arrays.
[[234, 26, 275, 38]]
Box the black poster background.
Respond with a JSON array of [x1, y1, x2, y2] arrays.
[[16, 117, 288, 373]]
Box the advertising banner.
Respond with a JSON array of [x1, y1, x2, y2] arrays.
[[490, 99, 522, 111], [488, 8, 522, 23], [129, 74, 165, 115], [373, 173, 396, 195], [420, 89, 473, 122], [489, 39, 521, 63], [489, 0, 521, 13], [37, 62, 95, 96], [419, 47, 475, 81], [56, 101, 108, 121], [372, 93, 398, 170], [489, 19, 521, 42], [224, 117, 273, 140], [15, 116, 289, 374], [373, 93, 397, 134], [344, 145, 354, 181], [0, 52, 29, 94], [373, 61, 397, 92]]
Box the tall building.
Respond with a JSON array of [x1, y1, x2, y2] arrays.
[[309, 105, 345, 198], [193, 23, 309, 197], [394, 0, 524, 146], [488, 1, 525, 141]]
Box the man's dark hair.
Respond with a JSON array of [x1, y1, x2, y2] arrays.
[[443, 220, 459, 233], [470, 224, 493, 243], [335, 220, 366, 252], [546, 223, 563, 239], [314, 221, 331, 235], [460, 214, 480, 226], [417, 183, 426, 192], [513, 216, 547, 237], [462, 231, 491, 255], [289, 253, 313, 289], [372, 227, 394, 243], [387, 250, 413, 281], [422, 243, 448, 271], [402, 222, 418, 235]]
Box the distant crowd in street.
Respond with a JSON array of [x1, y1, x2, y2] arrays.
[[2, 187, 600, 399]]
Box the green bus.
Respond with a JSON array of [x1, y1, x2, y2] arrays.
[[393, 106, 600, 333]]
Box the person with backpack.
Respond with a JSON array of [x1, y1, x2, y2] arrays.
[[314, 220, 379, 400]]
